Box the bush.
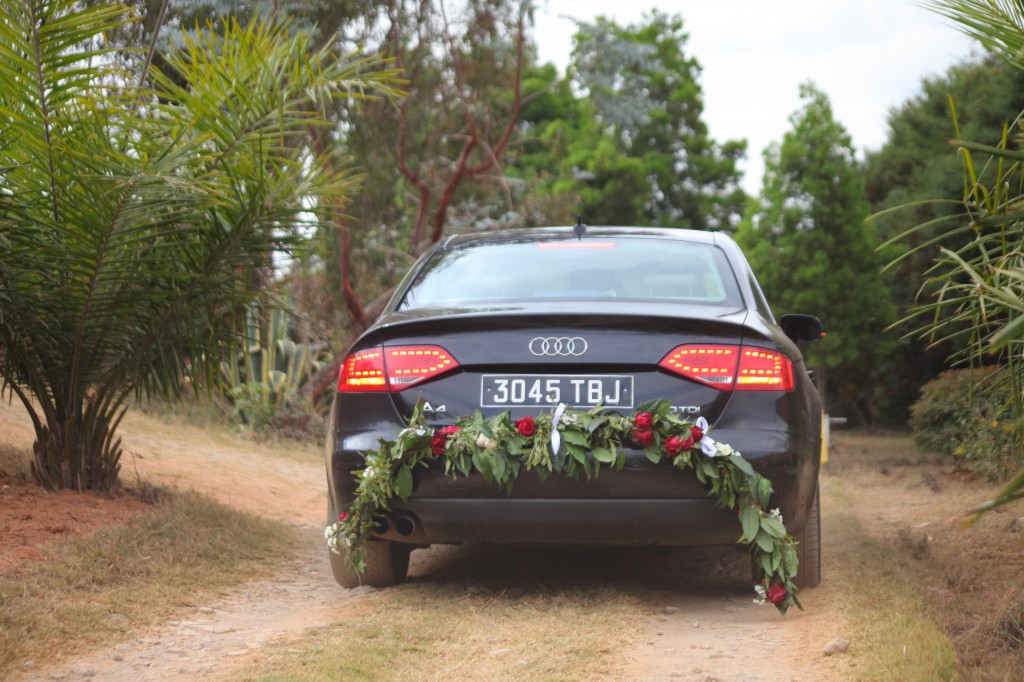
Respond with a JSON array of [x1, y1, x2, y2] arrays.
[[909, 368, 1021, 477]]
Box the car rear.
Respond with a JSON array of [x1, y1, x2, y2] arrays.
[[327, 228, 822, 552]]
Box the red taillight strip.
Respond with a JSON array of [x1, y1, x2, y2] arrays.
[[337, 345, 459, 392], [737, 348, 793, 390], [659, 345, 738, 388], [338, 348, 387, 392], [659, 344, 793, 391]]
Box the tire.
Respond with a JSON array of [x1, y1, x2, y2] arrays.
[[794, 484, 822, 589], [327, 499, 411, 589]]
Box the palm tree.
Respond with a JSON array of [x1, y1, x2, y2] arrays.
[[0, 1, 400, 491], [896, 0, 1024, 517]]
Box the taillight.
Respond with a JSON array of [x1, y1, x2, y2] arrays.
[[338, 348, 387, 392], [659, 345, 738, 388], [737, 347, 793, 390], [337, 345, 459, 392], [659, 344, 793, 391]]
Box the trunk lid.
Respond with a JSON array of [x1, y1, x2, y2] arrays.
[[367, 301, 752, 426]]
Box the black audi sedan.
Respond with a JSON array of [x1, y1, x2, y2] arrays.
[[326, 226, 823, 589]]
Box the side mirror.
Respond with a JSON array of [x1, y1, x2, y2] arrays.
[[780, 314, 825, 344]]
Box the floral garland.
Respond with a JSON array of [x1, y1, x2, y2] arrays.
[[326, 399, 802, 615]]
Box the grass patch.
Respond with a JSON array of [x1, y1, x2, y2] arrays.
[[233, 584, 642, 681], [0, 490, 300, 677], [824, 478, 960, 680], [0, 441, 30, 478]]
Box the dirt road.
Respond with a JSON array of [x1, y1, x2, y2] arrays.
[[2, 405, 850, 681]]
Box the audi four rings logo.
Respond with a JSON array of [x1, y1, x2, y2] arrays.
[[529, 336, 588, 356]]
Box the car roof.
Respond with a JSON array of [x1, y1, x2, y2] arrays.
[[440, 226, 725, 249]]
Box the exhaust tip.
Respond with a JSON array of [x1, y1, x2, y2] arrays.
[[394, 515, 418, 537], [372, 516, 390, 534]]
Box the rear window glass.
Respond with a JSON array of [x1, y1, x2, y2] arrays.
[[397, 237, 743, 309]]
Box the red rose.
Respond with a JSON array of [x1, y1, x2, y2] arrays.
[[766, 582, 788, 605], [338, 512, 348, 522], [665, 435, 694, 457], [515, 416, 536, 437], [634, 412, 654, 429], [690, 425, 704, 441], [431, 432, 448, 455], [440, 425, 461, 436], [634, 428, 654, 447]]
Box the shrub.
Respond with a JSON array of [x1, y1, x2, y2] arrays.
[[909, 368, 1021, 477]]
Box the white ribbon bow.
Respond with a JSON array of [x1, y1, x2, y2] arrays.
[[695, 416, 721, 457], [550, 402, 567, 455]]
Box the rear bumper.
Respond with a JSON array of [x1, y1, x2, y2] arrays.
[[325, 393, 821, 548], [370, 497, 741, 545], [328, 439, 817, 548]]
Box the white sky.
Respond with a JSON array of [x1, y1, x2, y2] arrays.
[[534, 0, 979, 194]]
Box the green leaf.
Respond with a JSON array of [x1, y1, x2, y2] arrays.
[[492, 451, 508, 482], [644, 447, 662, 464], [738, 506, 760, 543], [991, 313, 1024, 349], [562, 430, 589, 446], [755, 529, 775, 553], [593, 447, 615, 463], [569, 444, 587, 464], [783, 543, 799, 576], [728, 454, 756, 478], [760, 515, 787, 539], [393, 464, 413, 500], [472, 449, 490, 481]]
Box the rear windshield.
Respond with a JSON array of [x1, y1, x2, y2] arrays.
[[397, 237, 743, 310]]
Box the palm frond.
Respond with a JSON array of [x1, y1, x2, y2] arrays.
[[0, 7, 399, 490], [923, 0, 1024, 67]]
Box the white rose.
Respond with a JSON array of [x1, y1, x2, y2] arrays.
[[476, 434, 498, 450]]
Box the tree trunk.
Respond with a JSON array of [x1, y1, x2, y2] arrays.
[[30, 403, 123, 492]]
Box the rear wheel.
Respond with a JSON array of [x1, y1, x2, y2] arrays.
[[794, 484, 821, 589], [327, 499, 411, 588]]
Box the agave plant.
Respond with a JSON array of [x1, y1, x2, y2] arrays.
[[0, 1, 400, 491], [221, 303, 325, 429]]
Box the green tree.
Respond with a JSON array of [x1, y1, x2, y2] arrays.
[[736, 83, 895, 423], [567, 11, 746, 229], [0, 1, 399, 491], [866, 55, 1024, 307], [864, 55, 1024, 419], [891, 0, 1024, 517]]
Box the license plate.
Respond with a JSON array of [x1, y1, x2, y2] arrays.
[[480, 374, 634, 409]]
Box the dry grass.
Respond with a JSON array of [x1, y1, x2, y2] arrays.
[[0, 490, 299, 677], [125, 397, 323, 466], [826, 429, 1024, 681], [823, 478, 959, 680], [0, 441, 30, 478], [232, 583, 644, 681]]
